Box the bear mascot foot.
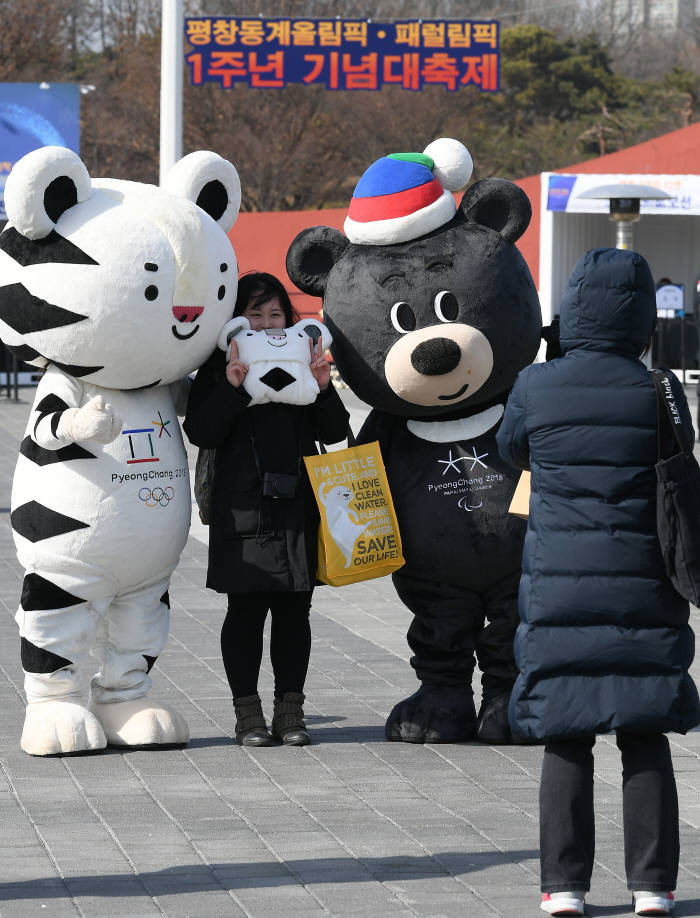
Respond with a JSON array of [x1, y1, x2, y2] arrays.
[[89, 699, 189, 748], [476, 693, 518, 745], [385, 684, 477, 743], [21, 701, 107, 756]]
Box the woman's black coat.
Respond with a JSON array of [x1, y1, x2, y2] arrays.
[[184, 351, 349, 593], [496, 247, 700, 740]]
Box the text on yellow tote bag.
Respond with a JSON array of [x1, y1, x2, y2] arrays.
[[304, 440, 404, 586]]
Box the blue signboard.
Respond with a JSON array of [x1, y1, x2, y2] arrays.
[[185, 18, 500, 92], [0, 82, 80, 220]]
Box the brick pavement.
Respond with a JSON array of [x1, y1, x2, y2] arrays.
[[0, 386, 698, 917]]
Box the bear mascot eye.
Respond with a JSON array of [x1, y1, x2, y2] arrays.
[[434, 291, 459, 323], [390, 302, 416, 334]]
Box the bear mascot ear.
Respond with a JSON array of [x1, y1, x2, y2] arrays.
[[164, 150, 241, 233], [286, 226, 350, 297], [459, 177, 531, 244], [4, 146, 92, 241]]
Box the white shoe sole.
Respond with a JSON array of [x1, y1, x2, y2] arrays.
[[541, 897, 585, 915], [634, 895, 675, 916]]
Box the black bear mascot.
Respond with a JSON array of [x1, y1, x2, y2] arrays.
[[287, 139, 542, 744]]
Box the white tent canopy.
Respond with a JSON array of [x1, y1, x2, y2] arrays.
[[539, 172, 700, 327]]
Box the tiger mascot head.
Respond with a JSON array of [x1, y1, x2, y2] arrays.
[[0, 146, 240, 389]]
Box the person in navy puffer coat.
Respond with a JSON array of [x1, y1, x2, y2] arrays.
[[497, 248, 700, 915]]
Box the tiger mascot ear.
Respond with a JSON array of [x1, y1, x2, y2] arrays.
[[4, 146, 92, 241], [163, 150, 241, 233]]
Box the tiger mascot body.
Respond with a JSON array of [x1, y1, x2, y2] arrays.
[[0, 146, 240, 755]]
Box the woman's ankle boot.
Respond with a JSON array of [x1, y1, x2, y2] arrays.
[[272, 692, 311, 746], [233, 693, 274, 746]]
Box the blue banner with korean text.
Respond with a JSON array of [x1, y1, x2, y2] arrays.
[[185, 18, 500, 92]]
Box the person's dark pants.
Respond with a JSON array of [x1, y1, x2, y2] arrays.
[[222, 590, 312, 699], [392, 570, 519, 702], [540, 732, 679, 893]]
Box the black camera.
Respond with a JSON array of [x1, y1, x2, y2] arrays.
[[262, 471, 299, 500]]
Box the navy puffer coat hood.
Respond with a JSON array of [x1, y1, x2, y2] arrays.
[[559, 247, 657, 356], [497, 248, 700, 741]]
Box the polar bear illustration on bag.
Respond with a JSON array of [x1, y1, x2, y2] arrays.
[[319, 482, 369, 567]]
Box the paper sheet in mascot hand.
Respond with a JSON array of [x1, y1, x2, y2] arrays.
[[218, 315, 331, 405], [0, 145, 241, 756]]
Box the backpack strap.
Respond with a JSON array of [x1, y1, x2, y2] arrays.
[[650, 368, 689, 459]]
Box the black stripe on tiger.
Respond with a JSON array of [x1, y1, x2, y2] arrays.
[[0, 283, 88, 334], [20, 436, 97, 466], [33, 393, 69, 439], [21, 573, 83, 611], [3, 343, 41, 362], [11, 500, 89, 543], [51, 359, 103, 377], [21, 637, 73, 674], [0, 227, 98, 267]]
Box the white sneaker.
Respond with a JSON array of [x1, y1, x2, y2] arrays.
[[541, 892, 585, 915], [633, 891, 675, 915]]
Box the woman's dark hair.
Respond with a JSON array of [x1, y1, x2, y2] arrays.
[[233, 271, 299, 325]]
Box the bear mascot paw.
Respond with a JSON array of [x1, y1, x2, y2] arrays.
[[385, 685, 477, 744]]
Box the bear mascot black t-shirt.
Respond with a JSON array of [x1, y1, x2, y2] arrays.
[[287, 139, 542, 743]]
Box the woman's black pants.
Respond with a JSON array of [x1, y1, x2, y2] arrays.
[[222, 590, 312, 699], [540, 732, 679, 893]]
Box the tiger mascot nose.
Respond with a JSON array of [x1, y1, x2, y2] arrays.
[[172, 306, 204, 323]]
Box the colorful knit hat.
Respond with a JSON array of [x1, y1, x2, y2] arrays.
[[344, 138, 472, 246]]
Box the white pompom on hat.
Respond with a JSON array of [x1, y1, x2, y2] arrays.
[[424, 138, 473, 193], [344, 138, 472, 246]]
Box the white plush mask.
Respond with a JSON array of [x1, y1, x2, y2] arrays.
[[218, 316, 332, 405]]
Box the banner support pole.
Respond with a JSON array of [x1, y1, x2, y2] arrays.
[[160, 0, 183, 186]]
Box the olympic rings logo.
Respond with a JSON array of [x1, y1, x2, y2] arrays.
[[138, 486, 174, 508]]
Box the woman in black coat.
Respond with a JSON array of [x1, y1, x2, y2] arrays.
[[184, 273, 349, 747], [497, 248, 700, 917]]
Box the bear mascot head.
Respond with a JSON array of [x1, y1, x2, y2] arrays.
[[0, 145, 240, 756], [287, 139, 542, 745], [287, 138, 541, 425]]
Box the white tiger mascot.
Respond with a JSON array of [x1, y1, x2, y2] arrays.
[[0, 146, 240, 756]]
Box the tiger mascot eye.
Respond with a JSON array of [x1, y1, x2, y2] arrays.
[[0, 145, 240, 755]]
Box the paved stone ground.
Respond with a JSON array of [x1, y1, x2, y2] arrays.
[[0, 386, 698, 918]]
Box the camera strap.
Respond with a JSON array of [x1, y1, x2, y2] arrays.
[[247, 420, 302, 483], [248, 416, 303, 546]]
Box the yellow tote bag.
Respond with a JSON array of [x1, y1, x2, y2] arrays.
[[304, 441, 404, 587]]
